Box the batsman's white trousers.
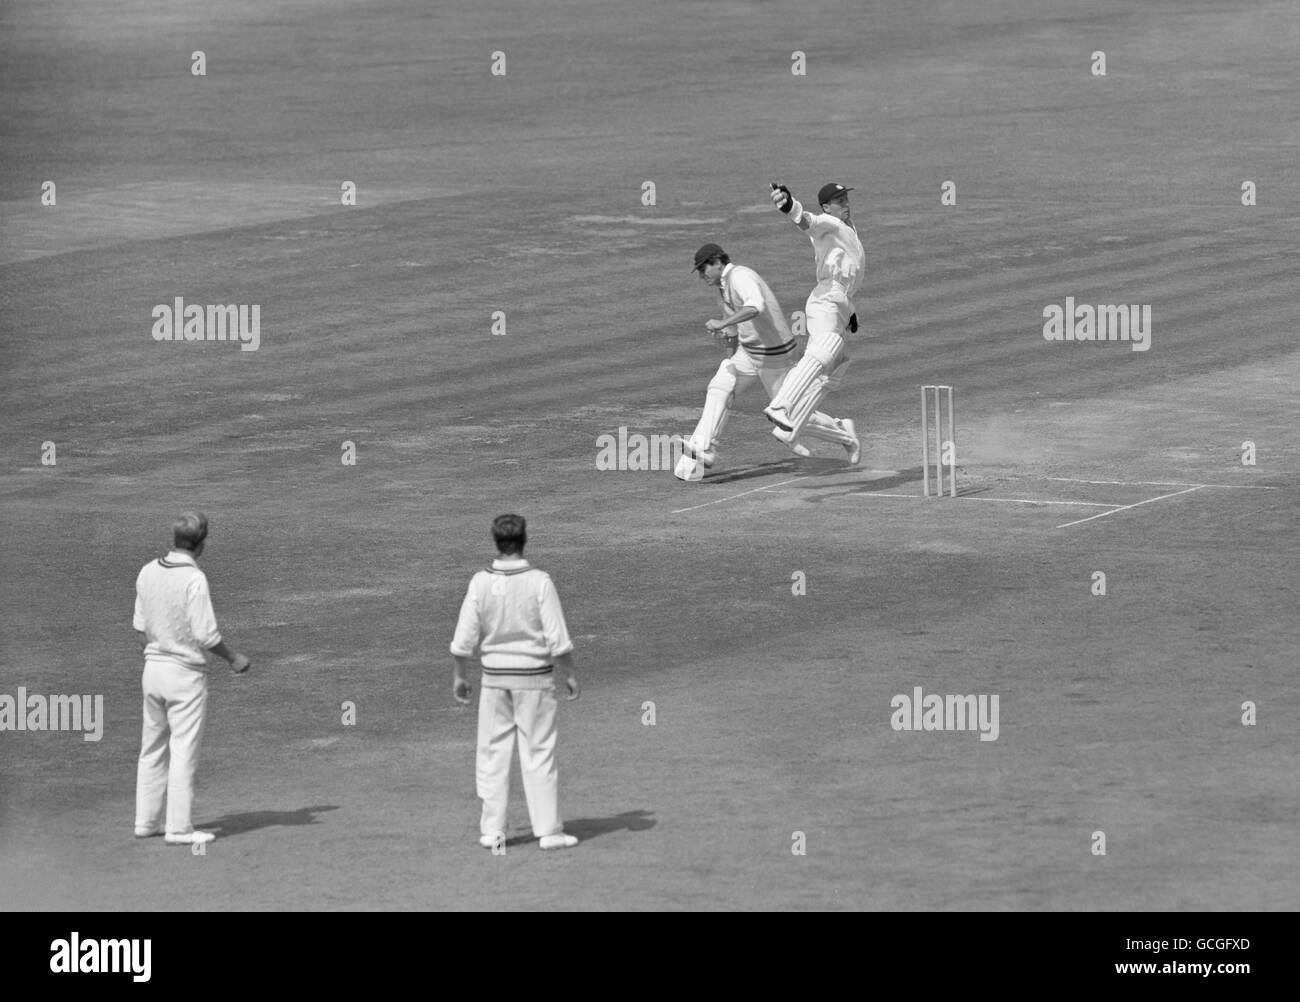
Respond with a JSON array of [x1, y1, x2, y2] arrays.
[[135, 660, 209, 835], [477, 684, 562, 838]]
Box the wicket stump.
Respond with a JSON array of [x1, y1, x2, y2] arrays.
[[921, 385, 956, 497]]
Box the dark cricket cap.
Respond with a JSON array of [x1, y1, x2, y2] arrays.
[[692, 242, 726, 271], [818, 182, 854, 206]]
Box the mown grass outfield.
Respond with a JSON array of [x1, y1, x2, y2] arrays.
[[1, 0, 1297, 910]]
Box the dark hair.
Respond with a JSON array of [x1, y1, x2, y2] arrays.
[[706, 252, 730, 269], [492, 514, 526, 555], [173, 511, 209, 551]]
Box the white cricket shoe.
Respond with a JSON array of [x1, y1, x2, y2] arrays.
[[673, 454, 705, 482], [539, 833, 579, 850], [680, 438, 716, 468], [771, 427, 810, 457], [841, 419, 861, 465], [165, 830, 215, 846], [763, 404, 794, 432]]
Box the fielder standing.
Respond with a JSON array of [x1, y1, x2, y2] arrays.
[[133, 512, 250, 846], [764, 182, 866, 442], [450, 514, 580, 851], [677, 242, 859, 480]]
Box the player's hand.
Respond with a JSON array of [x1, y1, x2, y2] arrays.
[[770, 183, 794, 213], [564, 675, 580, 701], [231, 653, 251, 674], [705, 319, 727, 334], [453, 677, 472, 704]]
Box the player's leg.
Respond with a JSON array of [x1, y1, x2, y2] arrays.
[[764, 297, 847, 437], [677, 367, 733, 480], [134, 662, 170, 837], [792, 329, 860, 461], [476, 685, 516, 844], [758, 364, 812, 458], [763, 329, 843, 436], [162, 667, 209, 839], [718, 353, 759, 445], [709, 395, 733, 450], [514, 687, 563, 840], [798, 410, 861, 464], [678, 358, 758, 479], [768, 341, 860, 461], [684, 358, 745, 465]]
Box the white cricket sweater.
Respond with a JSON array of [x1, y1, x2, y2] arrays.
[[133, 550, 222, 670], [450, 558, 574, 689]]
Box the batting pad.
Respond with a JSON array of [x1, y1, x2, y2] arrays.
[[769, 356, 821, 412], [800, 412, 855, 446], [711, 390, 735, 449], [769, 356, 828, 438], [674, 453, 705, 482], [824, 357, 852, 391], [691, 385, 733, 453]]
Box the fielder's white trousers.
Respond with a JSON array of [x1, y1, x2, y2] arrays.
[[135, 660, 209, 835], [476, 685, 562, 838]]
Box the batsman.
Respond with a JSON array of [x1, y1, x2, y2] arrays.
[[764, 181, 866, 443]]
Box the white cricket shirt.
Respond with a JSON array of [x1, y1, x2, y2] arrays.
[[804, 212, 865, 301], [719, 263, 797, 364]]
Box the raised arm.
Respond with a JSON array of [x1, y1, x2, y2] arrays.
[[770, 183, 812, 231]]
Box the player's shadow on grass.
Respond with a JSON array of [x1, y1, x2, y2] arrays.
[[200, 805, 339, 838], [707, 457, 848, 486], [504, 810, 656, 847]]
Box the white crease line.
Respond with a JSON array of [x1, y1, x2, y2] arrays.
[[1056, 486, 1204, 529], [854, 492, 1121, 507], [1045, 477, 1279, 490], [671, 476, 812, 514], [958, 497, 1122, 508]]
